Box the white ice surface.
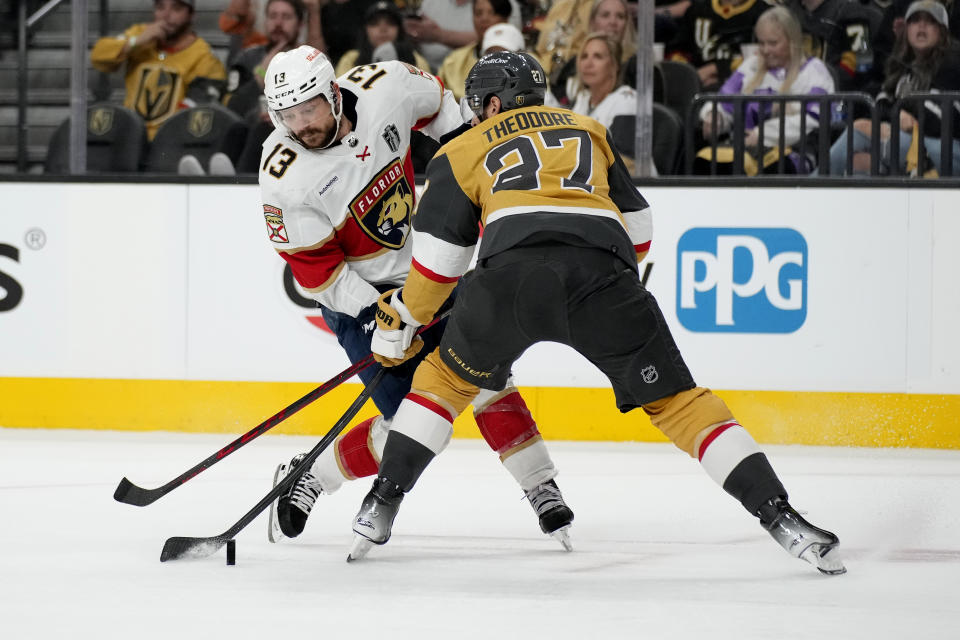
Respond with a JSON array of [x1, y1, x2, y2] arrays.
[[1, 428, 958, 639]]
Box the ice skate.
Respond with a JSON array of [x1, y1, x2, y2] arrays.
[[758, 497, 846, 575], [348, 477, 405, 561], [267, 453, 323, 543], [525, 480, 574, 551]]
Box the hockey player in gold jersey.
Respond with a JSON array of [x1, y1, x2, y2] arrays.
[[350, 51, 846, 576]]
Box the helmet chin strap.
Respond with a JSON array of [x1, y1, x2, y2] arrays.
[[318, 86, 344, 150]]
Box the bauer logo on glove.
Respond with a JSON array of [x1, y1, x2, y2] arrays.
[[371, 288, 424, 367]]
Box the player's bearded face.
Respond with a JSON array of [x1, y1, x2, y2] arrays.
[[278, 95, 337, 148]]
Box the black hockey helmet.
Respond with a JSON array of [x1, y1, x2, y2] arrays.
[[464, 51, 547, 118]]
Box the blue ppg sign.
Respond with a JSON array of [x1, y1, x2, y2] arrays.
[[676, 228, 807, 333]]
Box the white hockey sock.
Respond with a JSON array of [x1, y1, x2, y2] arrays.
[[501, 438, 557, 492], [698, 422, 762, 487]]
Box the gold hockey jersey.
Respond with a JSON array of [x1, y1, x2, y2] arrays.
[[91, 26, 226, 139], [402, 105, 651, 324]]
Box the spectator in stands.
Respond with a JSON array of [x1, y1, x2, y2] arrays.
[[90, 0, 226, 140], [567, 33, 635, 128], [220, 0, 269, 61], [225, 0, 317, 120], [786, 0, 884, 92], [437, 0, 515, 99], [823, 0, 960, 175], [564, 32, 648, 173], [655, 1, 692, 43], [320, 0, 379, 67], [666, 0, 770, 91], [694, 5, 835, 175], [221, 0, 323, 65], [410, 0, 524, 73], [545, 0, 637, 105], [335, 1, 431, 74], [535, 0, 636, 81], [872, 0, 959, 89]]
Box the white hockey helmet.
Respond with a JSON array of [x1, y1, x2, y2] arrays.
[[264, 45, 343, 147]]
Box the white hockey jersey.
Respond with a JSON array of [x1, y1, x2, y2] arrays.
[[258, 60, 464, 317]]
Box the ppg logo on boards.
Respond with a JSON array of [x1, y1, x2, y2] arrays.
[[676, 228, 807, 333]]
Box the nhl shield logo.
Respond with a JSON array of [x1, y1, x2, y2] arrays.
[[349, 159, 413, 249], [188, 109, 214, 138], [640, 365, 659, 384], [88, 107, 114, 136], [382, 124, 401, 153]]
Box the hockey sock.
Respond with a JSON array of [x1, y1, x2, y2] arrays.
[[378, 430, 436, 492], [698, 421, 787, 515], [378, 392, 456, 492], [474, 390, 556, 491], [309, 415, 388, 494]]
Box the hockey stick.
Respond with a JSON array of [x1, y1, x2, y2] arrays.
[[113, 355, 376, 507], [160, 367, 386, 562], [114, 312, 448, 507]]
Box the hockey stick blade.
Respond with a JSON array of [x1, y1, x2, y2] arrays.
[[161, 535, 229, 562], [160, 368, 387, 562], [118, 313, 447, 508], [113, 477, 165, 506], [114, 354, 376, 507]]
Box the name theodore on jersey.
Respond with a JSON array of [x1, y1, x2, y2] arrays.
[[480, 109, 580, 143]]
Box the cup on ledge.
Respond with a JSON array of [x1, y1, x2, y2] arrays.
[[740, 43, 759, 60], [653, 42, 665, 62]]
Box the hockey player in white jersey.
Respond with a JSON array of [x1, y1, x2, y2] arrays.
[[257, 45, 574, 549]]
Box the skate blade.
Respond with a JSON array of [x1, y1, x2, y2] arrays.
[[266, 463, 286, 544], [801, 544, 847, 575], [346, 536, 374, 563], [550, 525, 573, 552]]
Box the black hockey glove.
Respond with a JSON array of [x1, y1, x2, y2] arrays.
[[357, 301, 379, 338]]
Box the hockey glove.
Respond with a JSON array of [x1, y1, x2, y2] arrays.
[[356, 300, 379, 337], [371, 288, 423, 367]]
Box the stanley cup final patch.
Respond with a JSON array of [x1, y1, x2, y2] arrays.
[[263, 204, 289, 243]]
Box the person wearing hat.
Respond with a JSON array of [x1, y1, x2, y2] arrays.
[[335, 1, 431, 75], [436, 0, 517, 101], [91, 0, 226, 140], [872, 0, 960, 74], [823, 0, 960, 175]]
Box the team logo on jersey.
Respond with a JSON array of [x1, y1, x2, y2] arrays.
[[132, 65, 181, 124], [348, 159, 413, 249], [263, 204, 289, 243], [88, 107, 114, 136], [187, 109, 214, 138], [382, 124, 401, 153]]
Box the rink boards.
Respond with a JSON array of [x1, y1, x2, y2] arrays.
[[0, 182, 957, 448]]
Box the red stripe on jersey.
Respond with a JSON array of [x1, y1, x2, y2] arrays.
[[403, 148, 416, 206], [698, 421, 739, 461], [412, 258, 460, 284], [634, 240, 651, 253], [408, 393, 454, 423], [280, 240, 344, 290]]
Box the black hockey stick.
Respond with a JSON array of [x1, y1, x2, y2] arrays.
[[160, 367, 386, 562], [113, 354, 376, 507], [114, 312, 448, 507]]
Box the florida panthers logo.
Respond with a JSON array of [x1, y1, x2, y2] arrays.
[[349, 159, 413, 249]]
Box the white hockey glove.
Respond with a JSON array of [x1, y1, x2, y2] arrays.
[[371, 288, 423, 367]]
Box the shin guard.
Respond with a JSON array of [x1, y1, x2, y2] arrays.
[[474, 388, 557, 491], [309, 415, 386, 494]]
